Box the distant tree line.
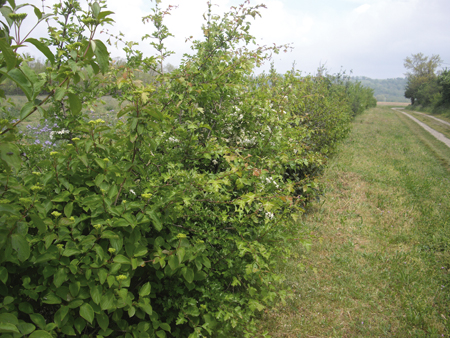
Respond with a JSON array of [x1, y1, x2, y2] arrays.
[[404, 53, 450, 112], [351, 76, 409, 103], [0, 55, 175, 96]]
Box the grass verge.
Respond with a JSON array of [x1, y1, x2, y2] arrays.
[[259, 106, 450, 337], [405, 105, 450, 122], [406, 111, 450, 140]]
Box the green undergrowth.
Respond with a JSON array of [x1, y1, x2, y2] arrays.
[[259, 106, 450, 337]]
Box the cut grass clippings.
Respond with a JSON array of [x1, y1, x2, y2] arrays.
[[259, 106, 450, 337]]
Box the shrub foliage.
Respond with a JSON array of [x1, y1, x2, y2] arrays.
[[0, 1, 375, 337]]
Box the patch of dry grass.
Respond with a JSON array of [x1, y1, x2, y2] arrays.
[[377, 102, 409, 107]]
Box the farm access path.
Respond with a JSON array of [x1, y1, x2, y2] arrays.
[[391, 108, 450, 148]]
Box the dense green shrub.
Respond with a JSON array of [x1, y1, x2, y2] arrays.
[[0, 1, 374, 337]]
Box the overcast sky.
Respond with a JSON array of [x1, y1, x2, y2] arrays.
[[17, 0, 450, 79]]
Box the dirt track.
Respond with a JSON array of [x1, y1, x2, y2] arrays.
[[392, 108, 450, 148]]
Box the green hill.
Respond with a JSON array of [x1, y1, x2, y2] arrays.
[[352, 76, 409, 103]]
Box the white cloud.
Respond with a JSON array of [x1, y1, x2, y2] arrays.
[[353, 4, 371, 14]]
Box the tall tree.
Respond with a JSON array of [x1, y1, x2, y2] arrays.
[[404, 53, 442, 105]]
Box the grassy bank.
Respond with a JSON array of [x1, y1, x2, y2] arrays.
[[406, 111, 450, 140], [405, 104, 450, 120], [260, 106, 450, 337]]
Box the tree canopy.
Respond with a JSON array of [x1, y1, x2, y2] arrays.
[[404, 53, 443, 105]]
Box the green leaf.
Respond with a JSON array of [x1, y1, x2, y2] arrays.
[[156, 330, 166, 338], [0, 142, 22, 174], [194, 271, 207, 281], [64, 202, 73, 218], [0, 38, 15, 70], [98, 10, 115, 20], [95, 173, 105, 186], [0, 204, 19, 216], [20, 63, 38, 85], [138, 303, 152, 316], [54, 305, 69, 327], [94, 157, 105, 169], [182, 267, 194, 284], [92, 2, 101, 18], [3, 296, 13, 305], [80, 303, 94, 324], [0, 313, 18, 326], [17, 322, 35, 335], [0, 67, 33, 100], [19, 101, 34, 119], [0, 266, 8, 284], [177, 247, 185, 264], [62, 247, 80, 257], [33, 6, 42, 19], [248, 299, 265, 312], [98, 269, 107, 284], [54, 87, 66, 101], [74, 317, 86, 334], [203, 314, 217, 329], [11, 233, 30, 262], [168, 255, 179, 270], [29, 213, 46, 233], [113, 255, 130, 264], [29, 330, 53, 338], [133, 245, 147, 257], [61, 325, 76, 336], [18, 302, 33, 314], [139, 282, 151, 297], [96, 311, 109, 331], [29, 314, 46, 329], [100, 291, 115, 311], [25, 38, 55, 65], [69, 282, 80, 297], [78, 154, 88, 167], [51, 190, 71, 202], [68, 93, 82, 116], [53, 268, 67, 288], [100, 230, 118, 240], [67, 299, 83, 309], [90, 284, 102, 304], [0, 323, 20, 334], [160, 323, 171, 332], [0, 7, 13, 27], [93, 39, 109, 74], [147, 210, 163, 231]]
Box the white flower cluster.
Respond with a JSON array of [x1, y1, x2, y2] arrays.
[[237, 136, 256, 146], [265, 212, 274, 219], [265, 176, 279, 188], [168, 137, 179, 143], [50, 129, 69, 140], [229, 106, 244, 121]]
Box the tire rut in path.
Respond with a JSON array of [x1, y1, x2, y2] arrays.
[[391, 108, 450, 148]]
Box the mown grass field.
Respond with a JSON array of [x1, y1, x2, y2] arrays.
[[259, 106, 450, 337]]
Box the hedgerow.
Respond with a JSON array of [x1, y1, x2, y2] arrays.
[[0, 1, 375, 337]]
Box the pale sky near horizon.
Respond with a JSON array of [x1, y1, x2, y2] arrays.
[[15, 0, 450, 79]]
